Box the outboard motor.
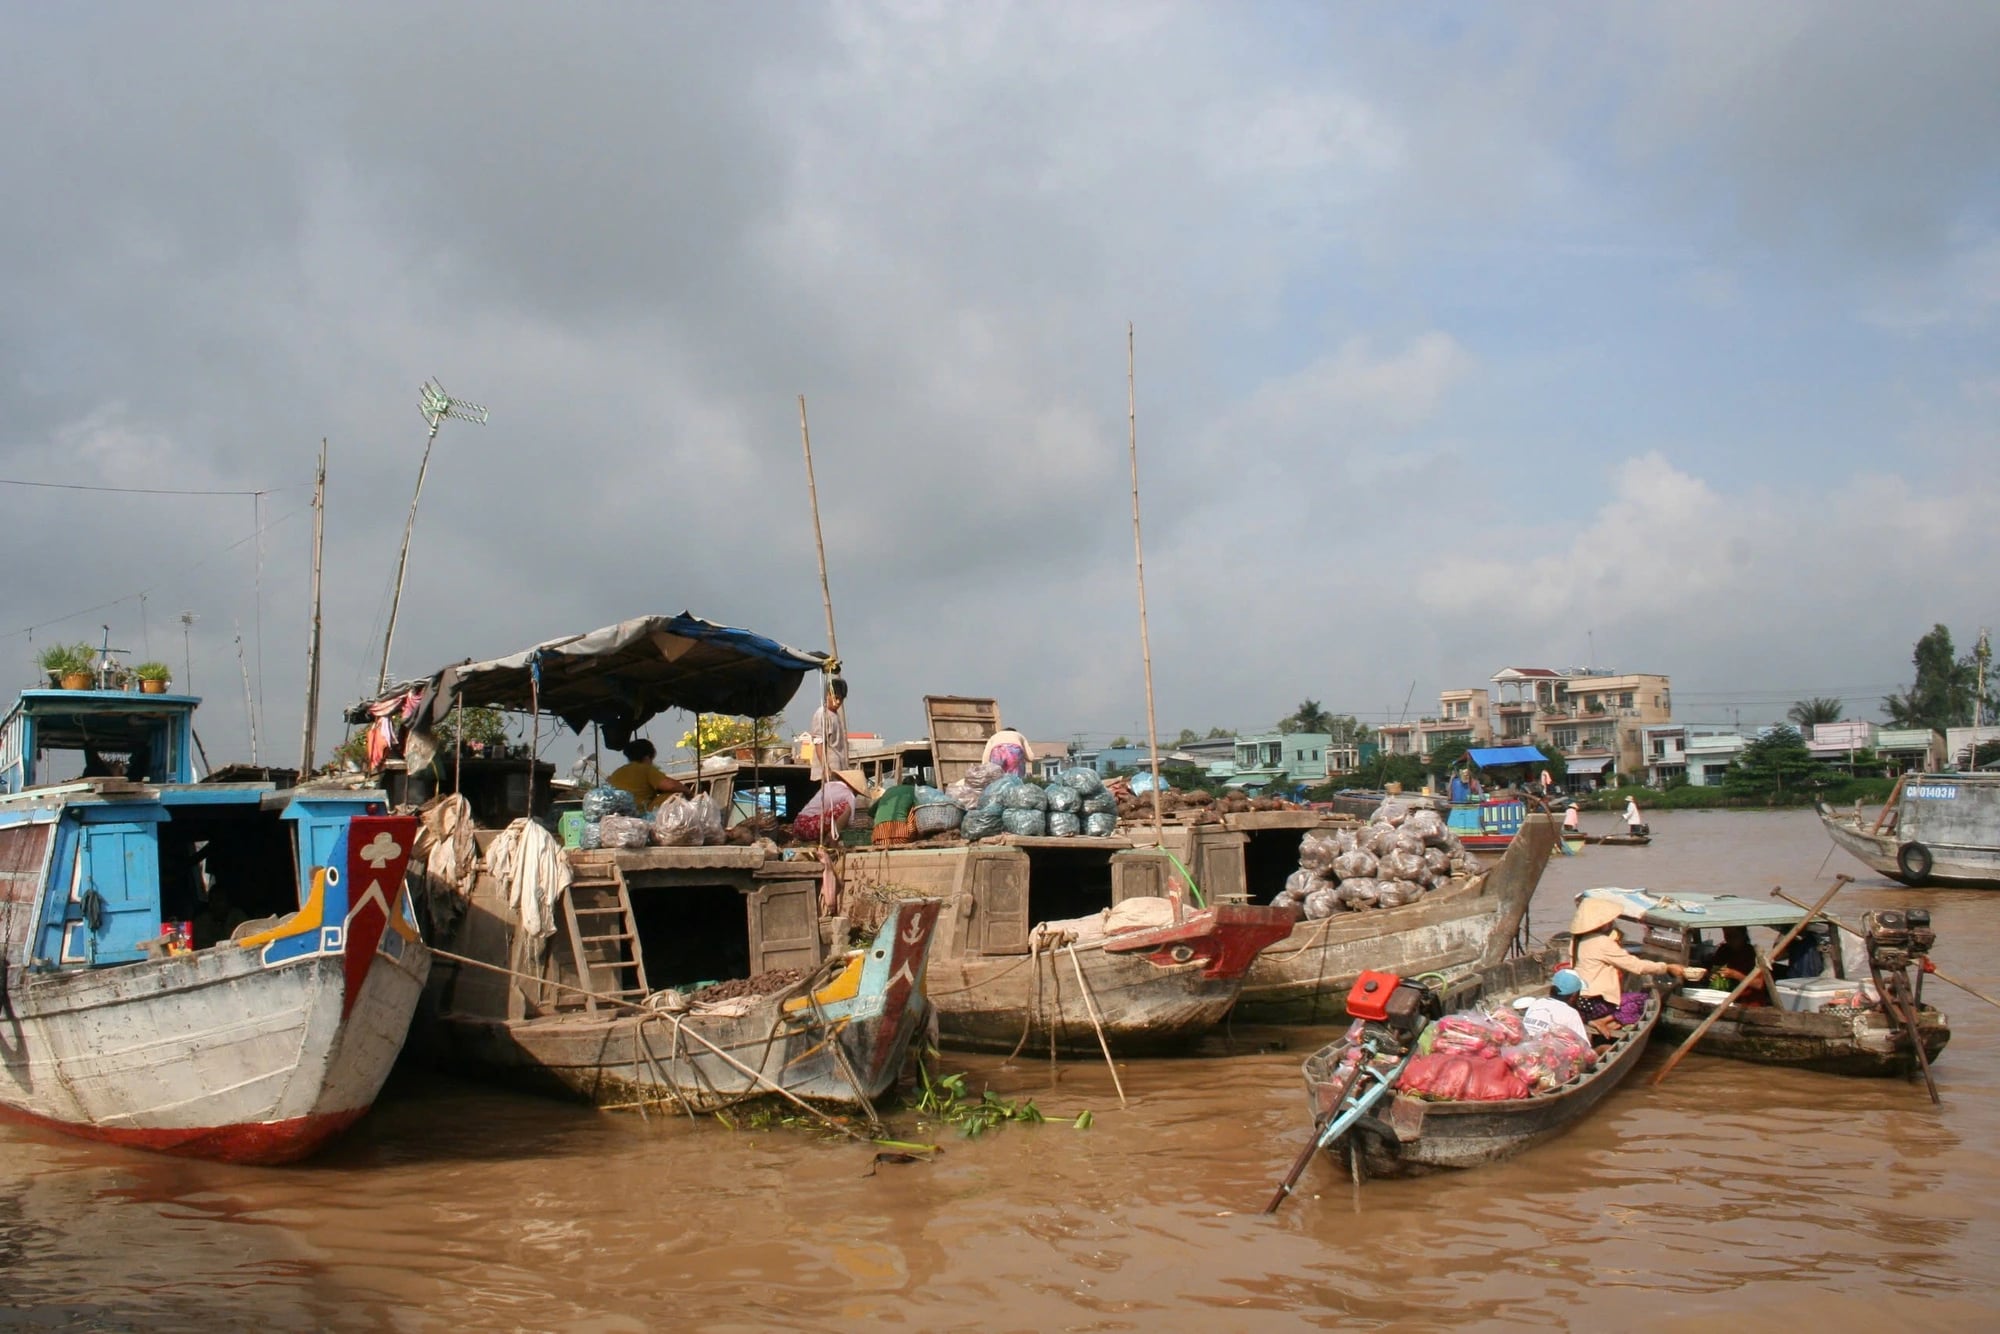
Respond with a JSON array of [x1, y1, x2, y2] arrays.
[[1346, 970, 1441, 1050]]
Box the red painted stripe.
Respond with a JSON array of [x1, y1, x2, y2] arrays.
[[0, 1102, 370, 1165]]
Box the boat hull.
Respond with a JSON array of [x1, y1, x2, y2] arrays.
[[932, 904, 1295, 1056], [0, 937, 430, 1164], [438, 899, 942, 1112], [1655, 993, 1949, 1077], [1818, 803, 2000, 888]]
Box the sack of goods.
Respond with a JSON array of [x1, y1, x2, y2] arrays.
[[583, 785, 638, 820], [1000, 808, 1048, 837], [961, 807, 1006, 841], [596, 814, 652, 849], [1395, 1007, 1596, 1101], [1274, 814, 1470, 916]]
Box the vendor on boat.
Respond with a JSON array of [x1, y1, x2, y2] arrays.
[[1709, 926, 1770, 1004], [808, 677, 850, 783], [606, 739, 685, 812], [982, 727, 1034, 778], [1569, 898, 1690, 1036]]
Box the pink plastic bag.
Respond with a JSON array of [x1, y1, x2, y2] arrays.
[[792, 781, 857, 841]]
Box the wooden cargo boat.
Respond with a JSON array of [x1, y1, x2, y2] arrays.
[[0, 687, 427, 1163], [1300, 965, 1661, 1177], [1225, 813, 1558, 1023], [441, 893, 940, 1111], [1577, 888, 1950, 1077], [1819, 773, 2000, 888], [377, 614, 956, 1112]]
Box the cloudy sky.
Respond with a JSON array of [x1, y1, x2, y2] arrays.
[[4, 1, 1996, 766]]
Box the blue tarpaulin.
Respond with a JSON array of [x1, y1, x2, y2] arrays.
[[1465, 746, 1548, 768]]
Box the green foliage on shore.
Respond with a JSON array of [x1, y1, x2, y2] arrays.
[[1574, 775, 1898, 812]]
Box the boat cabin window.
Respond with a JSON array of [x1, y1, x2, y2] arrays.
[[630, 884, 751, 990], [1023, 847, 1117, 924], [157, 807, 303, 949], [24, 713, 178, 786], [1640, 924, 1686, 963], [1242, 831, 1303, 905], [0, 823, 53, 963]]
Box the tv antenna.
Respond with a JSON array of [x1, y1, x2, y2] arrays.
[[378, 378, 488, 693], [178, 612, 197, 690]]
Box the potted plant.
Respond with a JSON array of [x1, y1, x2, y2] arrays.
[[37, 642, 97, 690], [133, 662, 174, 694]]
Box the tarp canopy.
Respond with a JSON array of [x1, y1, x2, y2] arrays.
[[1578, 888, 1803, 931], [1465, 745, 1548, 769], [1564, 755, 1614, 774], [351, 613, 829, 746]]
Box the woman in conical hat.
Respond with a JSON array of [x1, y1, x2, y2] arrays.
[[1569, 895, 1689, 1032]]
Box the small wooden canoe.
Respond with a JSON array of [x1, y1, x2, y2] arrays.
[[1301, 974, 1660, 1177]]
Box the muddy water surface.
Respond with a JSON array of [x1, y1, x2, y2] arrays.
[[3, 810, 1995, 1330]]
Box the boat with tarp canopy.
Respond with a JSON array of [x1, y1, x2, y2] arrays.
[[1576, 887, 1949, 1077]]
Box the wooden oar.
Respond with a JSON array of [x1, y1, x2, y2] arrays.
[[1768, 887, 2000, 1015], [1264, 1044, 1369, 1214], [1651, 876, 1850, 1087]]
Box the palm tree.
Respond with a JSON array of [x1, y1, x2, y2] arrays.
[[1787, 697, 1844, 730], [1282, 698, 1335, 735]]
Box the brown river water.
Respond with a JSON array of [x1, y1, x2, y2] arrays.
[[3, 810, 1996, 1331]]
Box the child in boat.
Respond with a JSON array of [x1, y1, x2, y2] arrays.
[[1570, 898, 1690, 1037], [1513, 969, 1594, 1046]]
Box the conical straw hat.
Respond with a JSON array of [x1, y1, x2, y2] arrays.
[[1570, 897, 1625, 935]]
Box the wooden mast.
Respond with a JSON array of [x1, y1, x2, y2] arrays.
[[298, 439, 326, 774], [798, 394, 840, 667], [1127, 324, 1166, 848]]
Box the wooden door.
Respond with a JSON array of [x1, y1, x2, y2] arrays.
[[748, 880, 822, 974], [963, 849, 1030, 955]]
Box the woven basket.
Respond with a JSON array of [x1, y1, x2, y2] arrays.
[[912, 802, 963, 835]]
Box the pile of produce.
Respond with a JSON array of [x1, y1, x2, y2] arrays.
[[1270, 799, 1480, 918], [577, 786, 727, 850], [946, 764, 1119, 840], [1393, 1007, 1597, 1101], [687, 969, 806, 1004], [1110, 788, 1297, 823]]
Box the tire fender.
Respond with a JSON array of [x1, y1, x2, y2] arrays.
[[1896, 841, 1933, 884]]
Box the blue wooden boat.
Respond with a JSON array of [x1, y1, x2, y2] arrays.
[[0, 687, 429, 1162], [1446, 796, 1528, 852]]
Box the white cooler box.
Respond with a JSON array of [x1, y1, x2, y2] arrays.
[[1773, 977, 1874, 1013]]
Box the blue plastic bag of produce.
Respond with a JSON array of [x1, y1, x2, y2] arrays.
[[981, 774, 1024, 810], [583, 785, 637, 820], [1057, 767, 1105, 797], [1045, 784, 1081, 814], [1047, 811, 1081, 837], [1083, 812, 1117, 837], [998, 781, 1048, 811], [960, 807, 1005, 840], [1000, 808, 1047, 837]]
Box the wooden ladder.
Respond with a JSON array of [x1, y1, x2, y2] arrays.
[[559, 860, 650, 1011]]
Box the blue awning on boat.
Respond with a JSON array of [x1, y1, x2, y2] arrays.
[[1465, 745, 1548, 768]]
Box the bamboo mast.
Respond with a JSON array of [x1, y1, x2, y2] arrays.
[[298, 440, 326, 774], [1127, 324, 1165, 849], [798, 395, 840, 667]]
